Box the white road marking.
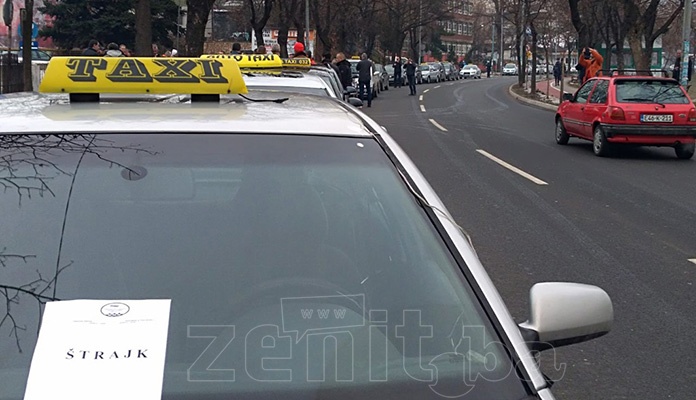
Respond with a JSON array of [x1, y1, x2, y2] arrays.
[[423, 89, 430, 93], [689, 259, 696, 265], [419, 95, 423, 101], [420, 104, 426, 112], [429, 119, 448, 132], [476, 149, 548, 186], [435, 85, 441, 89]]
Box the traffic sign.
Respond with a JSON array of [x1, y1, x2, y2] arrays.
[[3, 0, 13, 27], [17, 22, 39, 39]]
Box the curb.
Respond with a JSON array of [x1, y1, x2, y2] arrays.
[[507, 84, 558, 112]]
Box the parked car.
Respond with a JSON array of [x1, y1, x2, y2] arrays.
[[373, 63, 390, 92], [0, 48, 52, 64], [442, 62, 458, 81], [502, 63, 518, 76], [555, 71, 696, 158], [1, 54, 615, 400], [420, 63, 442, 83], [348, 58, 379, 98], [460, 64, 482, 79]]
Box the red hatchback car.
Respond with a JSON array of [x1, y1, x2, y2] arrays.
[[555, 72, 696, 159]]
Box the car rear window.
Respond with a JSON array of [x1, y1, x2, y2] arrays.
[[615, 79, 690, 104]]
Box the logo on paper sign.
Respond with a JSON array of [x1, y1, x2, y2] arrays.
[[100, 302, 130, 317]]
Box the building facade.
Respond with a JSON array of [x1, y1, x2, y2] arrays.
[[438, 0, 475, 62]]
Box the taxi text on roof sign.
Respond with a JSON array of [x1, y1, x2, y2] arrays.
[[201, 54, 311, 69], [201, 54, 283, 69], [39, 57, 248, 95]]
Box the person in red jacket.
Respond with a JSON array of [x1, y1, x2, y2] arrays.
[[579, 47, 604, 82]]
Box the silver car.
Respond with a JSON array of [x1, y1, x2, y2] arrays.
[[460, 64, 482, 79], [1, 55, 613, 400]]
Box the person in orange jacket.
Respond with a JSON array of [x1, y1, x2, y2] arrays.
[[579, 47, 604, 82]]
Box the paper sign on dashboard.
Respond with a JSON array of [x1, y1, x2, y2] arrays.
[[24, 299, 171, 400]]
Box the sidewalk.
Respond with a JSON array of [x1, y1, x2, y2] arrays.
[[535, 77, 574, 99]]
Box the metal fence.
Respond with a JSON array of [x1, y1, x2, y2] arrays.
[[0, 54, 24, 94]]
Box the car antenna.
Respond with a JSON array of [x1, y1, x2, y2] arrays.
[[238, 94, 289, 104]]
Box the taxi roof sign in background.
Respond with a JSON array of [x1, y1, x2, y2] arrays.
[[39, 57, 248, 95]]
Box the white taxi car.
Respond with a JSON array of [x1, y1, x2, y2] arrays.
[[503, 63, 518, 76], [1, 55, 612, 400]]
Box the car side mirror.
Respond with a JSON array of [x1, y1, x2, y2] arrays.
[[518, 282, 613, 352], [562, 93, 574, 102], [345, 86, 357, 94], [347, 97, 363, 107]]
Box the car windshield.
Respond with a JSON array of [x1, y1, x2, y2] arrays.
[[419, 65, 429, 71], [615, 79, 690, 104], [504, 64, 515, 69], [0, 133, 527, 400], [385, 65, 394, 73]]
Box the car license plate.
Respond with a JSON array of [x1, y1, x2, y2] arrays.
[[641, 114, 673, 123]]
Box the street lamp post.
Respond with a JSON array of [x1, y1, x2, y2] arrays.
[[491, 20, 495, 72]]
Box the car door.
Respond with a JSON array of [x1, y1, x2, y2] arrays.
[[584, 79, 609, 135], [563, 80, 596, 137]]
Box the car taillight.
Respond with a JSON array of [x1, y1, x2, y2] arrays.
[[608, 106, 625, 121], [688, 108, 696, 122]]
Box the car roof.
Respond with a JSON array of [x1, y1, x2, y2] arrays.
[[0, 93, 370, 136]]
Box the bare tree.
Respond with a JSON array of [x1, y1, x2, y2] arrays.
[[184, 0, 216, 56], [248, 0, 273, 48], [623, 0, 683, 71]]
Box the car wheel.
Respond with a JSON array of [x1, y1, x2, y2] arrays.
[[555, 118, 570, 145], [593, 125, 611, 157], [675, 142, 695, 159]]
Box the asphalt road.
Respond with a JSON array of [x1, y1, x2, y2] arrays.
[[364, 77, 696, 399]]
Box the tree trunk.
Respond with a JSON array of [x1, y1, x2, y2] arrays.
[[185, 0, 215, 57], [531, 28, 537, 94], [135, 0, 152, 56], [626, 29, 650, 70]]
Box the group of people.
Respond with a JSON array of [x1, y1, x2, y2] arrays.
[[81, 39, 177, 57], [389, 57, 419, 95]]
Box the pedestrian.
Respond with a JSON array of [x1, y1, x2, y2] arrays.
[[673, 53, 682, 80], [335, 52, 352, 90], [356, 52, 373, 107], [578, 47, 603, 82], [82, 39, 101, 56], [293, 42, 308, 58], [119, 44, 131, 57], [393, 57, 403, 88], [322, 53, 340, 76], [256, 45, 267, 54], [230, 42, 242, 54], [553, 58, 562, 86], [404, 58, 417, 96], [271, 44, 281, 55], [574, 62, 585, 84], [104, 42, 124, 57], [152, 43, 159, 57]]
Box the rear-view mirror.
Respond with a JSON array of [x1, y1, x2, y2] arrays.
[[347, 97, 363, 107], [518, 282, 613, 352], [562, 93, 574, 102]]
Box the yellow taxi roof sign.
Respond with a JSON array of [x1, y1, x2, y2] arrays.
[[281, 58, 311, 69], [202, 53, 283, 69], [39, 57, 248, 95]]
